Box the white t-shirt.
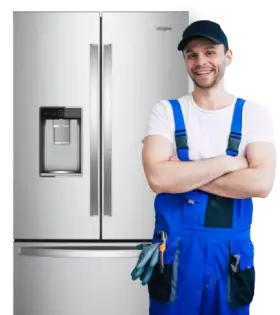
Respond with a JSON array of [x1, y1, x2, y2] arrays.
[[143, 93, 274, 160]]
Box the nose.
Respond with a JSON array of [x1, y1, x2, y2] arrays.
[[195, 53, 208, 67]]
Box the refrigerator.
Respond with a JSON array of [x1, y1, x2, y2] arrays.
[[13, 11, 189, 315]]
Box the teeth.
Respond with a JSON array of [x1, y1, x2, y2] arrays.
[[196, 71, 212, 74]]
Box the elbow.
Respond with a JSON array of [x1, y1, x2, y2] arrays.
[[250, 166, 275, 198], [148, 175, 169, 194], [257, 189, 269, 198], [255, 182, 272, 199]]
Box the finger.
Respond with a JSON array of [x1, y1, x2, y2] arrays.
[[140, 264, 149, 282], [140, 262, 152, 282], [135, 251, 145, 264], [149, 247, 160, 267], [141, 266, 154, 285], [131, 266, 145, 280], [132, 248, 149, 273]]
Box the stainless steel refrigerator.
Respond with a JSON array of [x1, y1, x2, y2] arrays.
[[13, 11, 189, 315]]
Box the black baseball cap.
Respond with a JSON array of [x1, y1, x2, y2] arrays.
[[177, 20, 229, 51]]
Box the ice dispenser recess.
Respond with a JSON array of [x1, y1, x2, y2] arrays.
[[40, 107, 82, 176]]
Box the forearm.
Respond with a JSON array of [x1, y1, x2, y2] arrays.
[[148, 156, 234, 194], [199, 167, 269, 199]]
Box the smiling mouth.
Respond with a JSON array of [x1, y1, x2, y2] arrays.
[[194, 70, 214, 77]]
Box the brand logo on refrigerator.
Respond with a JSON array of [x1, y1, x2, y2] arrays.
[[156, 26, 172, 31]]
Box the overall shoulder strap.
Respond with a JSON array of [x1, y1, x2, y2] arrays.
[[226, 98, 246, 156], [168, 99, 190, 161]]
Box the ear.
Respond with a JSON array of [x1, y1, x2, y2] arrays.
[[225, 49, 233, 66]]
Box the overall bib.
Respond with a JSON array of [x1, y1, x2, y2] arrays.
[[148, 98, 255, 315]]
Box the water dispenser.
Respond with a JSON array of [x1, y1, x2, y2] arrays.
[[39, 107, 82, 176]]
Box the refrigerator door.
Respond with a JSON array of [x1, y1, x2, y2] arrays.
[[101, 12, 189, 240], [14, 12, 100, 239], [14, 242, 149, 315]]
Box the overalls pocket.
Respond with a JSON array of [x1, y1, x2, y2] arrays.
[[148, 237, 181, 304], [228, 240, 255, 308]]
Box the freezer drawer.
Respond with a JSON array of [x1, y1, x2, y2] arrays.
[[14, 243, 149, 315]]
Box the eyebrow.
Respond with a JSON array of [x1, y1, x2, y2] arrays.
[[185, 45, 217, 53]]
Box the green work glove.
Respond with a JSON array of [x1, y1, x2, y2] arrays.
[[131, 242, 161, 286]]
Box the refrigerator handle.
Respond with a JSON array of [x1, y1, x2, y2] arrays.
[[18, 247, 140, 258], [103, 44, 112, 217], [90, 44, 100, 217]]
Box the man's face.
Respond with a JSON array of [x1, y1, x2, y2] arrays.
[[183, 38, 232, 89]]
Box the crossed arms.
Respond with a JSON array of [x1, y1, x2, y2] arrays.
[[142, 135, 276, 199]]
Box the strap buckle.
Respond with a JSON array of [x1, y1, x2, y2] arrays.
[[227, 131, 242, 153], [175, 129, 188, 150]]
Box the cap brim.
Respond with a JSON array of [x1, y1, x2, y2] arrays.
[[177, 33, 222, 51]]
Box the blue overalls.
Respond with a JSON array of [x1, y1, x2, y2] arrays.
[[148, 98, 255, 315]]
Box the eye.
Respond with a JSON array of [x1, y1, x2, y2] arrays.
[[187, 53, 197, 59], [206, 51, 215, 56]]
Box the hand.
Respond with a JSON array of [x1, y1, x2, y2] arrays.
[[234, 155, 249, 169], [231, 155, 249, 172]]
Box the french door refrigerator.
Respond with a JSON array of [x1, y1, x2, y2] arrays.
[[13, 11, 189, 315]]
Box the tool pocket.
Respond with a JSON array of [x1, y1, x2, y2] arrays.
[[148, 238, 180, 304], [228, 240, 256, 308]]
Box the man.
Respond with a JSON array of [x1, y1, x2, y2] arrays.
[[132, 20, 276, 315]]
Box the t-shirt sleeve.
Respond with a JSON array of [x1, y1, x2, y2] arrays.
[[142, 101, 174, 143], [244, 102, 275, 145]]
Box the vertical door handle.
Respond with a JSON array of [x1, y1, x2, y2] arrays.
[[90, 44, 100, 217], [103, 44, 112, 217]]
